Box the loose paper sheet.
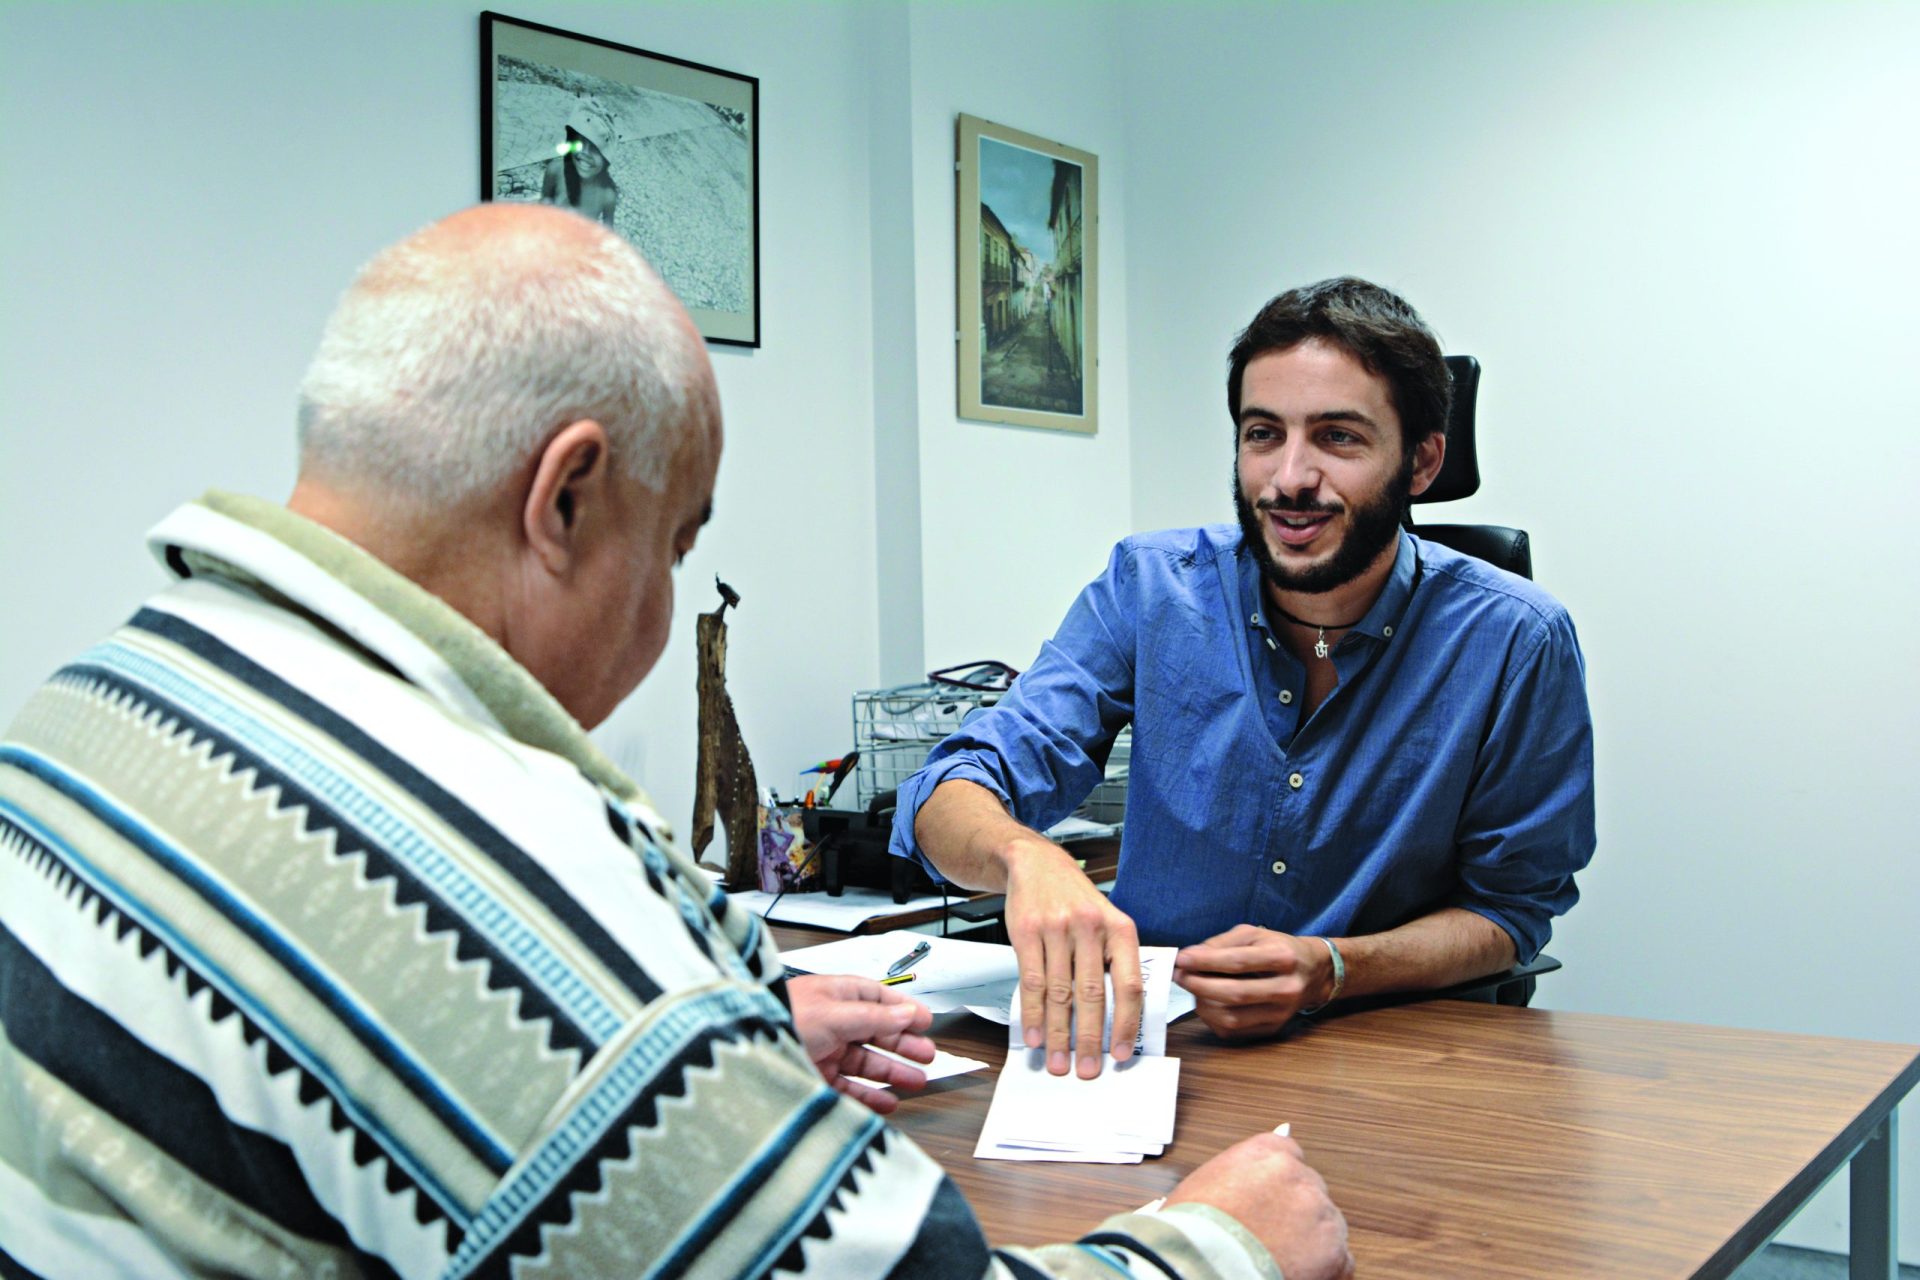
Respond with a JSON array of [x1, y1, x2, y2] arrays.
[[780, 930, 1019, 992], [848, 1045, 991, 1090]]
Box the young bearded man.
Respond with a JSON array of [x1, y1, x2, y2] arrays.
[[894, 278, 1596, 1079]]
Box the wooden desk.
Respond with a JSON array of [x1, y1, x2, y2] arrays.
[[770, 926, 1916, 1278]]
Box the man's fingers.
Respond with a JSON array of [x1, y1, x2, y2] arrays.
[[813, 994, 925, 1052], [1177, 969, 1300, 1005], [1043, 923, 1076, 1076], [864, 1030, 936, 1064], [1199, 922, 1267, 948], [832, 1075, 901, 1115], [1072, 927, 1108, 1078], [1107, 926, 1142, 1065], [840, 1044, 930, 1092], [1017, 946, 1049, 1051], [1176, 938, 1298, 977]]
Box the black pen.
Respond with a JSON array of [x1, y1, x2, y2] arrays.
[[887, 938, 931, 977]]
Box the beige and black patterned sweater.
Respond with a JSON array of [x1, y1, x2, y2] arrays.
[[0, 492, 1278, 1280]]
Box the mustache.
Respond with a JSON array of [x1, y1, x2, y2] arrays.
[[1253, 494, 1344, 516]]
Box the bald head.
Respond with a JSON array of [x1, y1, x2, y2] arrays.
[[296, 203, 716, 508]]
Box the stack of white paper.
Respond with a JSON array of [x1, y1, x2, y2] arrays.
[[974, 951, 1187, 1162], [975, 1050, 1182, 1163]]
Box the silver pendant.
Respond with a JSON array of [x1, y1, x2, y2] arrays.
[[1314, 630, 1329, 659]]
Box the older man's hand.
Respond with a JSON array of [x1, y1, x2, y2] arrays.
[[1164, 1131, 1354, 1280], [787, 973, 935, 1114]]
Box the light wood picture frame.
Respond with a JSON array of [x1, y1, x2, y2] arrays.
[[956, 114, 1098, 432]]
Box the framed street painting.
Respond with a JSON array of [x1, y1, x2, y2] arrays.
[[956, 114, 1098, 433], [481, 12, 760, 347]]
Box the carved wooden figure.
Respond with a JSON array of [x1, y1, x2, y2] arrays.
[[691, 578, 760, 887]]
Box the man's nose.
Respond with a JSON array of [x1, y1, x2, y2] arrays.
[[1269, 438, 1322, 500]]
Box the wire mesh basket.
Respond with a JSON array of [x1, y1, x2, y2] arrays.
[[850, 678, 1130, 828]]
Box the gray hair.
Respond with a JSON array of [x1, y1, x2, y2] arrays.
[[296, 205, 709, 504]]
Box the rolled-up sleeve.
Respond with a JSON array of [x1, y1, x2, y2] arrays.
[[890, 543, 1140, 877], [1447, 606, 1597, 963]]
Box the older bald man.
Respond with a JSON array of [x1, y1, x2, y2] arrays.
[[0, 205, 1351, 1280]]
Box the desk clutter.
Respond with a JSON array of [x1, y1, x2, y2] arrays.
[[700, 655, 1126, 907], [848, 663, 1130, 830], [783, 931, 1195, 1165], [729, 883, 954, 930]]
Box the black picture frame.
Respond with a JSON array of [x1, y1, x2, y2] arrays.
[[481, 11, 761, 347]]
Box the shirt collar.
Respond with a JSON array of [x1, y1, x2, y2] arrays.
[[1237, 528, 1421, 645], [145, 491, 656, 817]]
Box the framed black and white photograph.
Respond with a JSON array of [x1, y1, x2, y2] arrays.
[[956, 114, 1098, 433], [481, 12, 760, 347]]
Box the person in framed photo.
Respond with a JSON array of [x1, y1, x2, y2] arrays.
[[541, 100, 619, 228]]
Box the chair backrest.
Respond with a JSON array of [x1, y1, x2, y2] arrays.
[[1406, 355, 1532, 580]]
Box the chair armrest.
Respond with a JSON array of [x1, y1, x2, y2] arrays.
[[1313, 953, 1562, 1016]]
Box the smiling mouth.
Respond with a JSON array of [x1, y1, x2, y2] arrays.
[[1266, 510, 1336, 548]]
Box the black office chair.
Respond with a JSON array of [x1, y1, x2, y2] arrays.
[[1405, 355, 1532, 580], [1365, 353, 1556, 1011]]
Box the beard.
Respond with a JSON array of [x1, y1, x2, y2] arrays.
[[1234, 452, 1414, 595]]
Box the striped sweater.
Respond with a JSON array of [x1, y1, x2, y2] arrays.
[[0, 492, 1278, 1280]]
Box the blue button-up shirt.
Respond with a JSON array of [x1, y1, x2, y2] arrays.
[[889, 526, 1595, 960]]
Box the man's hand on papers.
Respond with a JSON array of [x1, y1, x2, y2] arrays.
[[787, 973, 936, 1115], [1174, 924, 1330, 1040], [1003, 837, 1142, 1079], [1163, 1131, 1354, 1280]]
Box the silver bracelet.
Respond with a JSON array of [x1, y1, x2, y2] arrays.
[[1300, 936, 1346, 1016]]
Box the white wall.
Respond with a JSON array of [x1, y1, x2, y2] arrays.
[[899, 2, 1137, 671], [0, 0, 887, 852], [1116, 1, 1920, 1257], [898, 0, 1136, 675]]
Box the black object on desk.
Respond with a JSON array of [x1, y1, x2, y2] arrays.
[[800, 800, 942, 904]]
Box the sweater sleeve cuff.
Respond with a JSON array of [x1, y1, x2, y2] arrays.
[[1082, 1205, 1283, 1280]]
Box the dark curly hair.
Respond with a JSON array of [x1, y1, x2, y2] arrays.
[[1226, 277, 1450, 452]]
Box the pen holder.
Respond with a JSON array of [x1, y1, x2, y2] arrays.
[[756, 804, 822, 895]]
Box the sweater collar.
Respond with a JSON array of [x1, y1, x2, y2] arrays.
[[146, 491, 656, 819]]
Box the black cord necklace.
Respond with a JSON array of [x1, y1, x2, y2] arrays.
[[1266, 602, 1366, 659], [1265, 548, 1427, 659]]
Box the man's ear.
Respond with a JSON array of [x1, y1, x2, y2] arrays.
[[1406, 430, 1447, 500], [523, 419, 613, 576]]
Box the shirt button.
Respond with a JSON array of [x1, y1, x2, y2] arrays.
[[1270, 859, 1288, 876], [1278, 689, 1294, 705], [1250, 612, 1262, 626], [1383, 624, 1394, 638], [1288, 772, 1304, 789]]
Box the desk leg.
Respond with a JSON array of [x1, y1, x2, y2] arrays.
[[1849, 1112, 1897, 1280]]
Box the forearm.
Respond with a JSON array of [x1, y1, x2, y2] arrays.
[[1319, 907, 1517, 1005], [913, 778, 1072, 892], [1005, 1205, 1282, 1279]]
